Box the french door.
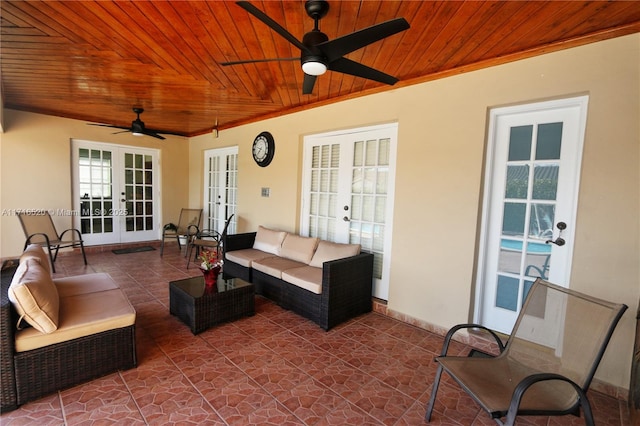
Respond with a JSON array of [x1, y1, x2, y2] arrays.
[[203, 147, 238, 234], [71, 140, 159, 245], [476, 96, 588, 334], [301, 123, 398, 300]]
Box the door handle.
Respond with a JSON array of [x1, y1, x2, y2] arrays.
[[546, 222, 566, 246], [120, 199, 126, 202], [343, 216, 350, 222]]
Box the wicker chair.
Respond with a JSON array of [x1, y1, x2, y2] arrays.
[[17, 212, 87, 273], [425, 278, 627, 426]]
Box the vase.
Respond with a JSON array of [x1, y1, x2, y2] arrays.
[[201, 265, 221, 288]]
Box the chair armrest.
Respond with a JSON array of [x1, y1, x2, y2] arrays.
[[224, 232, 256, 252], [1, 262, 19, 411], [58, 228, 83, 242], [440, 324, 506, 356], [505, 373, 591, 426]]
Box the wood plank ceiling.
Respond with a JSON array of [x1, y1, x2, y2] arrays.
[[1, 1, 639, 137]]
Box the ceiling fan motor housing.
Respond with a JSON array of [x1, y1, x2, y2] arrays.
[[301, 30, 329, 73]]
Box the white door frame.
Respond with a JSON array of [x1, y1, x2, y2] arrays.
[[301, 123, 398, 300], [203, 146, 238, 234], [71, 139, 161, 245], [474, 96, 589, 331]]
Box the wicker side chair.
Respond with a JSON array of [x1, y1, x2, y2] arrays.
[[160, 208, 202, 256], [17, 212, 87, 273], [425, 278, 627, 426]]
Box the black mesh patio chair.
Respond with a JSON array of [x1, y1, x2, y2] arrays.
[[186, 214, 234, 269], [17, 212, 87, 273], [160, 208, 202, 256], [426, 278, 627, 426]]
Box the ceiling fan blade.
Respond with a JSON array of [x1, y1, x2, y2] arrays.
[[221, 57, 298, 66], [236, 1, 311, 54], [328, 57, 399, 85], [111, 130, 131, 135], [319, 18, 410, 63], [142, 129, 166, 140], [88, 123, 130, 131], [302, 74, 317, 95]]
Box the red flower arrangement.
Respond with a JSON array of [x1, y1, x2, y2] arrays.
[[198, 249, 222, 271]]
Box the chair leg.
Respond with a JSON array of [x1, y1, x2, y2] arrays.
[[79, 243, 87, 265], [425, 364, 444, 422]]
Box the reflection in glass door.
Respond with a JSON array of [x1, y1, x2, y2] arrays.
[[72, 140, 159, 245], [477, 97, 588, 334]]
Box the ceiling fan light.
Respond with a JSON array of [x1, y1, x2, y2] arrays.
[[302, 61, 327, 76], [131, 131, 144, 137]]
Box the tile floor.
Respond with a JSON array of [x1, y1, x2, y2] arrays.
[[0, 247, 632, 425]]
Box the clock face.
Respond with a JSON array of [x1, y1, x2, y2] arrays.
[[252, 132, 275, 167]]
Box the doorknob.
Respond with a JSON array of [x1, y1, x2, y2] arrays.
[[343, 216, 350, 222], [546, 222, 567, 246]]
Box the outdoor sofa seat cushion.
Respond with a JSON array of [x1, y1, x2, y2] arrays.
[[15, 281, 136, 352], [252, 256, 308, 280], [225, 248, 275, 268], [281, 266, 323, 294]]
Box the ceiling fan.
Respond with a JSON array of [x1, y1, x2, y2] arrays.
[[221, 1, 410, 94], [88, 108, 170, 140]]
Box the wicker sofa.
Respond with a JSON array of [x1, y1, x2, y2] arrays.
[[223, 226, 374, 330], [1, 245, 137, 412]]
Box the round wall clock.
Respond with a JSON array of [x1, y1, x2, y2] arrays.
[[252, 131, 275, 167]]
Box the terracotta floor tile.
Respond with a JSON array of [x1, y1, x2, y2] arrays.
[[0, 248, 628, 425]]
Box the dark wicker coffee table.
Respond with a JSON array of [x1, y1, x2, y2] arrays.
[[169, 274, 255, 334]]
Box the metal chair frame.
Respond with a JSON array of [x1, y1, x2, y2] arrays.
[[426, 278, 627, 426], [17, 212, 87, 273]]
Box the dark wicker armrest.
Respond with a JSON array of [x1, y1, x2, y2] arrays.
[[224, 232, 256, 253], [1, 261, 19, 412], [320, 252, 374, 329]]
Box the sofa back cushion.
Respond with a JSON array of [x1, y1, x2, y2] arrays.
[[20, 244, 52, 276], [253, 226, 287, 255], [309, 241, 361, 268], [8, 258, 60, 333], [280, 234, 319, 264]]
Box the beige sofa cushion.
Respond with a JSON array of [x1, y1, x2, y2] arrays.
[[20, 244, 52, 276], [15, 287, 136, 352], [252, 256, 307, 279], [309, 241, 361, 268], [8, 258, 60, 334], [280, 234, 319, 264], [225, 249, 275, 268], [281, 266, 323, 294], [253, 226, 287, 255], [54, 273, 120, 297]]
